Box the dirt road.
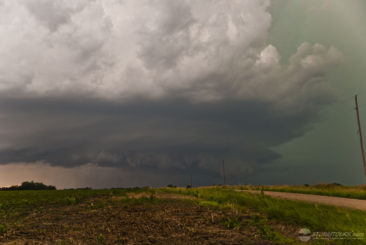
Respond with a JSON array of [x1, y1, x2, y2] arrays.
[[240, 190, 366, 211]]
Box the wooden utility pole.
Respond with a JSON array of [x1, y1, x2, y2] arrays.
[[355, 95, 366, 178], [222, 160, 226, 185], [190, 174, 193, 187]]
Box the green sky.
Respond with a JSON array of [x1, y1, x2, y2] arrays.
[[261, 0, 366, 185]]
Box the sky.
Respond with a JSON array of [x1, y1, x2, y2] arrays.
[[0, 0, 365, 189]]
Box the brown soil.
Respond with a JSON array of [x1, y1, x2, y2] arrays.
[[0, 196, 279, 245]]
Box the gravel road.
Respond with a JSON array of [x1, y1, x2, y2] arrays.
[[240, 190, 366, 211]]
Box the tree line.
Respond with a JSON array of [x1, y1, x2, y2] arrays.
[[1, 181, 56, 190]]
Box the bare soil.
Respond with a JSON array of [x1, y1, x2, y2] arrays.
[[0, 194, 287, 245]]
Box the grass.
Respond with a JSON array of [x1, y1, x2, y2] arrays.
[[0, 223, 7, 235], [159, 186, 366, 244], [220, 216, 242, 230], [237, 184, 366, 200], [96, 233, 106, 244]]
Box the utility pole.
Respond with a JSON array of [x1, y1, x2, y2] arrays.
[[355, 95, 366, 178], [222, 160, 226, 185], [190, 174, 192, 187]]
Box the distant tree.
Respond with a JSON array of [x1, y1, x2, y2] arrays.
[[312, 182, 343, 189], [1, 181, 56, 191], [332, 182, 342, 186]]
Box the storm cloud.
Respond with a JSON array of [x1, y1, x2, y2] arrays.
[[0, 0, 343, 185]]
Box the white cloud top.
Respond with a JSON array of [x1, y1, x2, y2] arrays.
[[0, 0, 342, 106]]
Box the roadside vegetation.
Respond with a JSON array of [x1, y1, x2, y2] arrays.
[[160, 186, 366, 244], [237, 183, 366, 200]]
